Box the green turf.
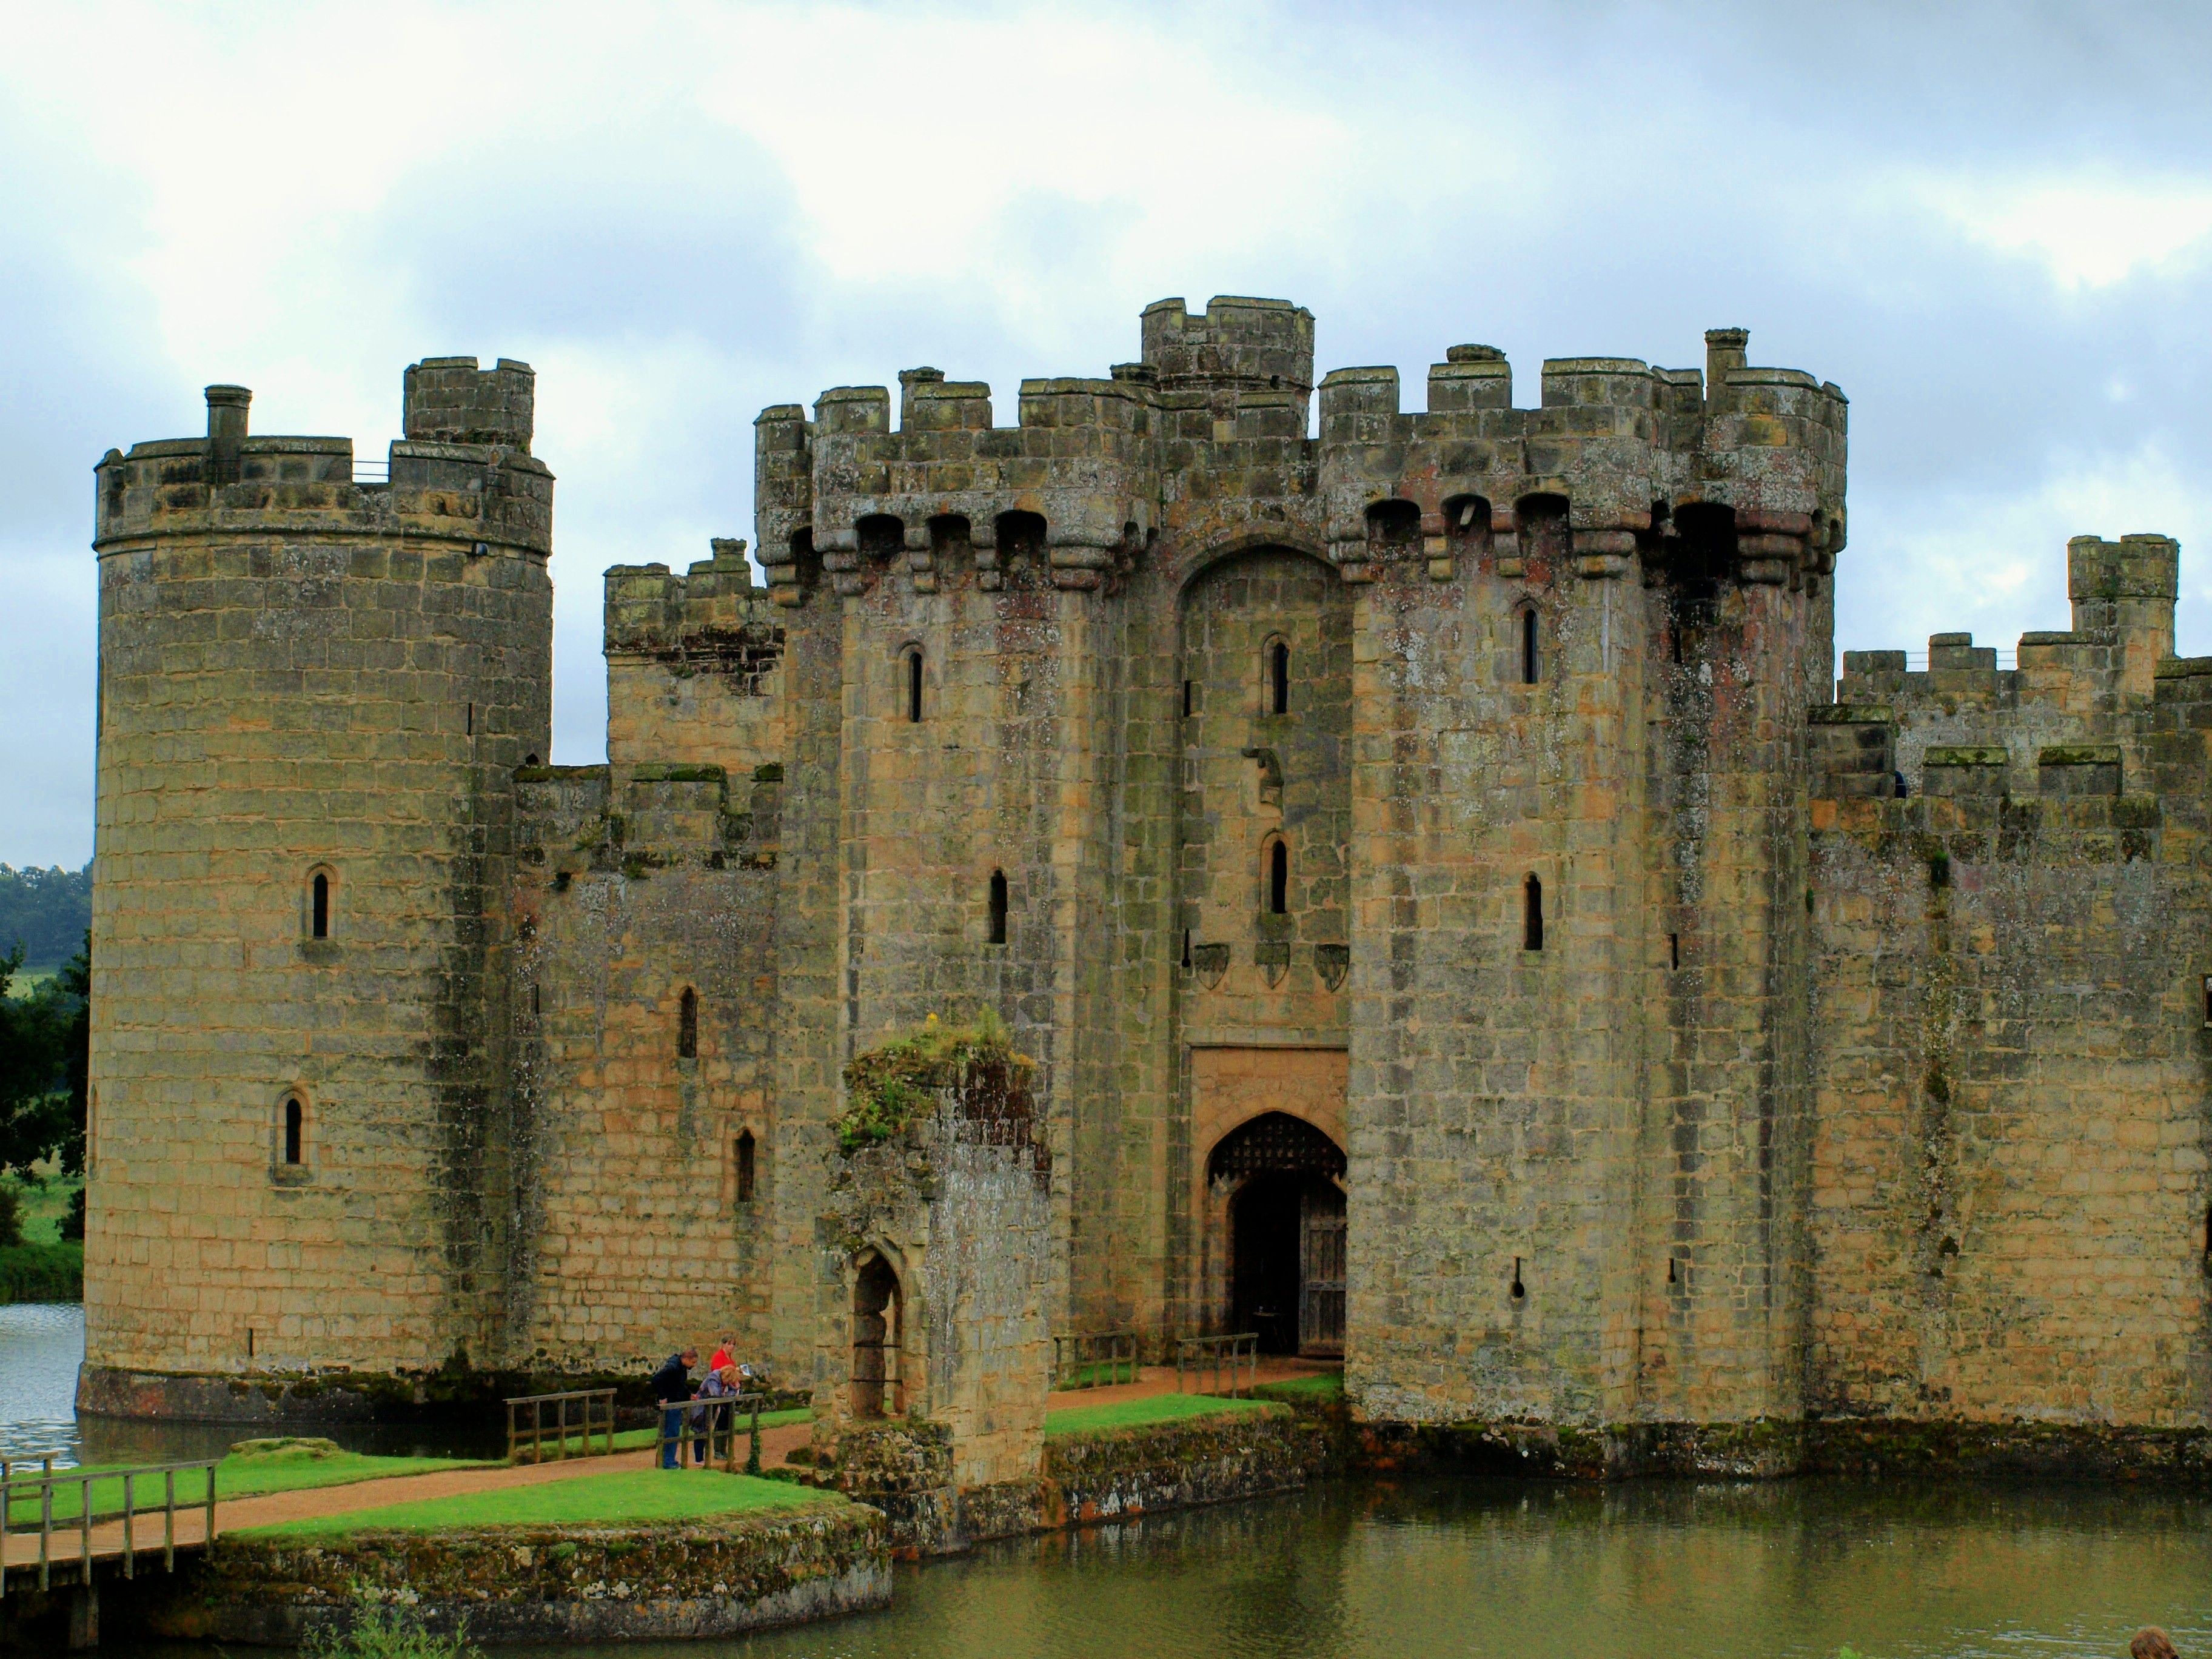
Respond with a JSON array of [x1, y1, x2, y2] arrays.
[[5, 1447, 493, 1524], [1042, 1393, 1276, 1437], [241, 1467, 831, 1537], [1253, 1371, 1344, 1403]]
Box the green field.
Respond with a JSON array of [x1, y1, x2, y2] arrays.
[[241, 1467, 831, 1538], [5, 1444, 494, 1524], [1253, 1371, 1344, 1404], [5, 1171, 81, 1246], [1042, 1393, 1275, 1437], [0, 1170, 84, 1302]]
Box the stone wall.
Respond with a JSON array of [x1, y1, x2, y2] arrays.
[[96, 304, 2212, 1467], [813, 1096, 1054, 1498], [127, 1502, 888, 1644], [504, 762, 785, 1373], [85, 368, 551, 1398], [1806, 555, 2212, 1437]]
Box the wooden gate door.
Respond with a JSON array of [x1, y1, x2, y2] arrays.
[[1299, 1191, 1346, 1355]]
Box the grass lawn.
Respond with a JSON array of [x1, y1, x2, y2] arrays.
[[6, 1445, 495, 1524], [241, 1467, 831, 1538], [1044, 1393, 1276, 1437], [1253, 1372, 1344, 1404]]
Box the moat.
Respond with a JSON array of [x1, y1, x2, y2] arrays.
[[9, 1305, 2210, 1659]]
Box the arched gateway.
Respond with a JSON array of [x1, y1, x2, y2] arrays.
[[1207, 1112, 1346, 1356]]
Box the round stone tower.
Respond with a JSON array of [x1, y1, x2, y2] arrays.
[[82, 359, 553, 1418]]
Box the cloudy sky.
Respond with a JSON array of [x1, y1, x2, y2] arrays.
[[5, 1, 2211, 866]]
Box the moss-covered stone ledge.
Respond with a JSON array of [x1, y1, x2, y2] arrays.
[[1027, 1402, 1336, 1532], [1805, 1418, 2212, 1481], [1357, 1417, 1805, 1480], [122, 1504, 890, 1644]]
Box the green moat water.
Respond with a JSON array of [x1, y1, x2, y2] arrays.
[[543, 1478, 2204, 1659]]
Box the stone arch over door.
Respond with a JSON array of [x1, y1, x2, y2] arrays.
[[848, 1247, 907, 1419], [1188, 1047, 1349, 1356]]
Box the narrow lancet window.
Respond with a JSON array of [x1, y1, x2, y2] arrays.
[[1269, 640, 1289, 715], [1269, 840, 1289, 915], [988, 870, 1008, 945], [678, 987, 699, 1059], [1521, 609, 1540, 685], [310, 871, 329, 939], [1524, 874, 1544, 951], [283, 1097, 304, 1166], [906, 649, 923, 723], [736, 1130, 757, 1204]]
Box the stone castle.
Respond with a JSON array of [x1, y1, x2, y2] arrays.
[[81, 297, 2212, 1474]]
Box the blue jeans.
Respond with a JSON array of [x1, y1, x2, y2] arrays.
[[660, 1406, 685, 1468]]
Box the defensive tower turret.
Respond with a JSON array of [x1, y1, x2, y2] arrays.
[[82, 362, 553, 1413]]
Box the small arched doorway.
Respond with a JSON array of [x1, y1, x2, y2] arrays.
[[850, 1252, 903, 1418], [1208, 1112, 1347, 1356]]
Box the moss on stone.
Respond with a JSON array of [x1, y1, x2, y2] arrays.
[[836, 1011, 1034, 1153]]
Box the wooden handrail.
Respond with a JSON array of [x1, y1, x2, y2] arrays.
[[0, 1456, 220, 1597], [1053, 1332, 1139, 1389], [505, 1387, 618, 1464], [1174, 1333, 1259, 1398], [657, 1392, 771, 1473]]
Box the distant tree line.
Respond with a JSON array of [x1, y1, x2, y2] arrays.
[[0, 860, 93, 971], [0, 935, 88, 1245]]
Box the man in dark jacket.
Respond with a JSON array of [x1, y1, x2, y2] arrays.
[[650, 1348, 698, 1469]]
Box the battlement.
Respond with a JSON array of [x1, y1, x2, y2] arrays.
[[1139, 295, 1315, 402], [605, 538, 777, 657], [403, 355, 535, 452], [515, 759, 782, 883], [1821, 531, 2192, 805], [603, 541, 786, 776], [752, 300, 1848, 606], [95, 367, 554, 556]]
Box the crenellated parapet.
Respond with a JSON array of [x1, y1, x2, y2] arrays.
[[1318, 328, 1846, 587], [751, 300, 1846, 605], [605, 538, 783, 684], [95, 362, 553, 558], [603, 541, 787, 775], [1814, 531, 2190, 805]]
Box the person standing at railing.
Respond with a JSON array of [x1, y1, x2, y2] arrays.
[[693, 1363, 741, 1464], [649, 1347, 698, 1469]]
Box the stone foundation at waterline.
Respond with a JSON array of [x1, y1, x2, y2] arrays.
[[817, 1402, 1339, 1554], [79, 300, 2212, 1477], [124, 1505, 889, 1645]]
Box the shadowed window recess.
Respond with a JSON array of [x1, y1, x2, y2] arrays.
[[850, 1252, 903, 1418], [988, 869, 1008, 945], [678, 987, 698, 1059]]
